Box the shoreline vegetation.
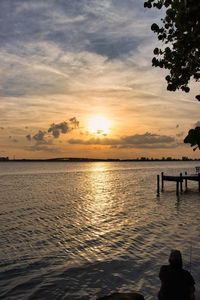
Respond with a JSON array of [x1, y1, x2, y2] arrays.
[[0, 157, 200, 162]]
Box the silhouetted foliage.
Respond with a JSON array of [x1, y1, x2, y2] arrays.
[[144, 0, 200, 94], [144, 0, 200, 150], [184, 127, 200, 151]]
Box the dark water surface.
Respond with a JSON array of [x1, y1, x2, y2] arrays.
[[0, 161, 200, 300]]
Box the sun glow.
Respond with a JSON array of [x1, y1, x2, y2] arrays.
[[88, 116, 111, 135]]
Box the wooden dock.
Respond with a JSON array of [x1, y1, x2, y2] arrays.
[[157, 171, 200, 196]]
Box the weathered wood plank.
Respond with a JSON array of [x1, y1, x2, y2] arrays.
[[163, 175, 183, 182], [181, 175, 199, 181]]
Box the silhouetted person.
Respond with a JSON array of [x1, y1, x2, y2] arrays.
[[158, 250, 195, 300]]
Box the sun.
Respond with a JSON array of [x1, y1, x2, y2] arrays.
[[88, 116, 111, 135]]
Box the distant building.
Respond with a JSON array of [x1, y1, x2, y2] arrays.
[[0, 157, 9, 161], [182, 156, 189, 161]]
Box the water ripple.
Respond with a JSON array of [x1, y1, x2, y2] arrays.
[[0, 161, 200, 299]]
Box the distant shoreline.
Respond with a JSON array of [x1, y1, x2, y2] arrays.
[[1, 158, 200, 162]]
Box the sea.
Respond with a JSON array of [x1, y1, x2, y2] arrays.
[[0, 161, 200, 300]]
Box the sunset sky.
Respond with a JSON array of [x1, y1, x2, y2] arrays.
[[0, 0, 199, 159]]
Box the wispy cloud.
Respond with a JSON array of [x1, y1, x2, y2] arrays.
[[0, 0, 158, 98]]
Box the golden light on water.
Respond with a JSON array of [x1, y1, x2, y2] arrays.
[[84, 163, 114, 227], [88, 116, 111, 135]]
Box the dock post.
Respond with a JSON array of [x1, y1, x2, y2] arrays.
[[180, 173, 183, 193], [176, 180, 179, 196], [185, 171, 188, 190], [198, 173, 200, 192], [157, 175, 160, 195], [161, 172, 164, 191]]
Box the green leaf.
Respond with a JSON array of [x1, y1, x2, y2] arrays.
[[151, 23, 159, 32], [153, 48, 159, 55], [196, 95, 200, 101]]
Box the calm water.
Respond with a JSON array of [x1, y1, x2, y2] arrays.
[[0, 161, 200, 300]]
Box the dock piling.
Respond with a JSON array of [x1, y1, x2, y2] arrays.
[[161, 172, 164, 191], [176, 180, 179, 196], [157, 175, 160, 195], [185, 171, 188, 190], [180, 173, 183, 193], [198, 173, 200, 192]]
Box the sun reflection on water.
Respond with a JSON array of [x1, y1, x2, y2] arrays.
[[75, 163, 122, 261], [42, 162, 140, 264], [85, 162, 114, 226]]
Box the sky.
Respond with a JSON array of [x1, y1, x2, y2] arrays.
[[0, 0, 199, 160]]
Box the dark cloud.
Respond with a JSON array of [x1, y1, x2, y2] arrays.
[[33, 130, 47, 144], [86, 36, 140, 60], [48, 117, 79, 138], [0, 127, 4, 130], [0, 0, 145, 53], [26, 134, 31, 141], [68, 132, 176, 149], [69, 117, 79, 128], [0, 1, 83, 46], [0, 1, 50, 45], [48, 122, 69, 138], [0, 0, 154, 98], [176, 124, 179, 128], [122, 132, 174, 145], [25, 117, 79, 150]]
